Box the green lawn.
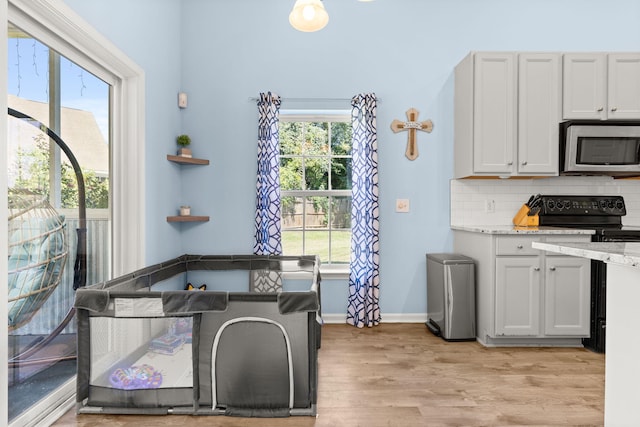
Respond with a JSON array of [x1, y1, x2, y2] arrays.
[[282, 230, 350, 264]]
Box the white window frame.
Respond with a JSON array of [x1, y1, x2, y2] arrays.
[[279, 110, 351, 278], [2, 1, 145, 425]]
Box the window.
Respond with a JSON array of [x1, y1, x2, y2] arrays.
[[279, 111, 351, 269]]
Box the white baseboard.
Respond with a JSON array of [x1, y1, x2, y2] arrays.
[[322, 313, 427, 324]]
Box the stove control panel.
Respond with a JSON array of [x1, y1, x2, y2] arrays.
[[539, 195, 626, 216]]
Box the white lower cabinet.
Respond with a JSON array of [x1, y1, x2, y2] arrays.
[[543, 255, 591, 336], [453, 230, 591, 346], [495, 256, 540, 336], [495, 254, 590, 337]]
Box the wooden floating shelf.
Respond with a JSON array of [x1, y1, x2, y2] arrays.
[[166, 215, 210, 223], [167, 155, 209, 165]]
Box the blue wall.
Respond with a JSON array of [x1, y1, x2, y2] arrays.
[[64, 0, 640, 316]]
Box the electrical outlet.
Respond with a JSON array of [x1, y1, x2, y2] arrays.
[[485, 199, 495, 213], [396, 199, 410, 213]]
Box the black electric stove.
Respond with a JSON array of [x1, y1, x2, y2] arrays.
[[535, 195, 640, 353]]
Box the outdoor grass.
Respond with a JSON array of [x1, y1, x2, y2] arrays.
[[282, 230, 350, 264]]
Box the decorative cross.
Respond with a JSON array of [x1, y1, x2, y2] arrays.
[[390, 108, 433, 160]]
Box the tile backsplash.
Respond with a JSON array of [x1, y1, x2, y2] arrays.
[[450, 176, 640, 226]]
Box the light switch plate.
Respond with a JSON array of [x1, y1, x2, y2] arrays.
[[396, 199, 410, 213]]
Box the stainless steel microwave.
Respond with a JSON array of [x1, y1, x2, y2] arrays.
[[560, 120, 640, 176]]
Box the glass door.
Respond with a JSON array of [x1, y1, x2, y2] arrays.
[[7, 24, 111, 424]]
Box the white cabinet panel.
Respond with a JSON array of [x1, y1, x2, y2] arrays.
[[495, 257, 541, 336], [608, 53, 640, 119], [518, 54, 561, 175], [544, 256, 591, 336], [472, 53, 516, 174], [562, 53, 606, 120]]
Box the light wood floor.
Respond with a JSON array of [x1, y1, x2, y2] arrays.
[[53, 323, 605, 426]]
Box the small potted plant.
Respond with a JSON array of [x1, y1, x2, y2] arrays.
[[176, 134, 192, 158]]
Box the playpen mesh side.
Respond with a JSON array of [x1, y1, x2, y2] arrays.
[[81, 315, 195, 409], [250, 270, 283, 293]]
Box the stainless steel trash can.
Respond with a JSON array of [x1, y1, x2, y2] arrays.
[[426, 253, 476, 341]]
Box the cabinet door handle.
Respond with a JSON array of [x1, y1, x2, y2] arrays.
[[611, 107, 617, 112], [549, 266, 556, 271], [507, 161, 513, 166], [533, 267, 540, 271], [597, 107, 604, 112], [521, 161, 527, 166]]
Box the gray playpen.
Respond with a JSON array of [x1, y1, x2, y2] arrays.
[[74, 254, 321, 417]]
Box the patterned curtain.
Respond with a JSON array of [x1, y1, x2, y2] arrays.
[[253, 92, 283, 292], [347, 93, 380, 328]]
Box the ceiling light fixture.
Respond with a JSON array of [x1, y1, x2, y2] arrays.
[[289, 0, 329, 33]]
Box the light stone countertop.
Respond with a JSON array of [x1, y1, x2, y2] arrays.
[[532, 241, 640, 268], [451, 225, 595, 235]]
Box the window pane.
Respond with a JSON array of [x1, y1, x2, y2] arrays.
[[281, 196, 303, 230], [280, 122, 303, 155], [303, 122, 329, 155], [280, 157, 303, 190], [304, 158, 329, 190], [331, 158, 351, 190], [305, 196, 328, 228], [331, 122, 352, 155], [281, 230, 303, 256], [304, 230, 330, 262], [331, 230, 351, 264], [331, 196, 351, 229]]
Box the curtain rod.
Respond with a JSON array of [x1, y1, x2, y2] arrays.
[[248, 96, 382, 102]]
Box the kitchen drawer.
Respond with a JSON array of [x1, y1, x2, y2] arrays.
[[495, 236, 540, 256], [544, 235, 592, 256]]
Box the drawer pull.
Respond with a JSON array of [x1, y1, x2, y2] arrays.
[[549, 266, 556, 271], [533, 267, 540, 271], [517, 245, 523, 249]]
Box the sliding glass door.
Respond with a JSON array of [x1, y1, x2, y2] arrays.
[[6, 24, 111, 424]]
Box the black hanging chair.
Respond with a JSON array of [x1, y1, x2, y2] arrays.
[[7, 107, 87, 365]]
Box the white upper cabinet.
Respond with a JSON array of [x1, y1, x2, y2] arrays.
[[472, 52, 516, 175], [454, 52, 560, 178], [608, 53, 640, 119], [562, 54, 606, 119], [563, 53, 640, 120], [518, 54, 561, 175]]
